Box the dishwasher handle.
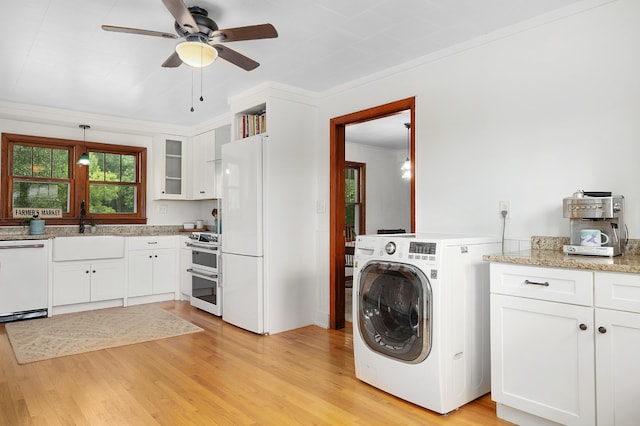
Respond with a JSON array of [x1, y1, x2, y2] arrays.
[[0, 243, 45, 249]]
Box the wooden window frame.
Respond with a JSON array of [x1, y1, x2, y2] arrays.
[[1, 133, 147, 226]]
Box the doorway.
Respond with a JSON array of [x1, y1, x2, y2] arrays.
[[329, 97, 416, 329]]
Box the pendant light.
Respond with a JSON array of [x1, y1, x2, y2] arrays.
[[77, 124, 91, 166], [401, 122, 411, 180]]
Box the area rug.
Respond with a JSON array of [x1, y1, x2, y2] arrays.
[[5, 304, 203, 364]]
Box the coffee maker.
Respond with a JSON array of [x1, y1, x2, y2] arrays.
[[562, 191, 627, 256]]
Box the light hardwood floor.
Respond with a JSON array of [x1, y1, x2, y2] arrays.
[[0, 301, 512, 425]]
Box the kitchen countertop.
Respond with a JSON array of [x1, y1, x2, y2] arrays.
[[484, 236, 640, 273], [0, 225, 211, 241]]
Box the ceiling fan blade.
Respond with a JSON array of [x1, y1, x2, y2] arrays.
[[162, 51, 183, 68], [101, 25, 177, 39], [161, 0, 199, 34], [211, 24, 278, 42], [213, 45, 259, 71]]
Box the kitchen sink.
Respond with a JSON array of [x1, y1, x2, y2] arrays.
[[53, 235, 125, 261]]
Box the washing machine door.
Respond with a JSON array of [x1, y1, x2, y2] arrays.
[[357, 261, 432, 363]]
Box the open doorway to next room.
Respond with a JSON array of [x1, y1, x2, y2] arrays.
[[329, 97, 416, 329]]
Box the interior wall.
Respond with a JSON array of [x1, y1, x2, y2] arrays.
[[345, 142, 411, 234], [314, 0, 640, 323]]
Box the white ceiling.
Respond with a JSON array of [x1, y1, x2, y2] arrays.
[[346, 110, 411, 150], [0, 0, 582, 129]]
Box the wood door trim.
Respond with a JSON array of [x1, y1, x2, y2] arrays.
[[329, 97, 416, 329]]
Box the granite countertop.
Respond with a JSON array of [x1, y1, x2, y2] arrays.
[[484, 236, 640, 274], [0, 225, 208, 241]]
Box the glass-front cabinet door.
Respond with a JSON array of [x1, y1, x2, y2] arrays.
[[154, 135, 187, 200]]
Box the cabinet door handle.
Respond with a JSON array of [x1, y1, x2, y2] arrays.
[[524, 279, 550, 287], [579, 323, 588, 331], [598, 326, 607, 334]]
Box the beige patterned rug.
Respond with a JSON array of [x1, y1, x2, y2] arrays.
[[5, 304, 203, 364]]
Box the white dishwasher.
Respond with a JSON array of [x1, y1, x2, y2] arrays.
[[0, 239, 49, 322]]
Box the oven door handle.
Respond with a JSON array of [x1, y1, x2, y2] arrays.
[[187, 268, 218, 279], [186, 242, 218, 251]]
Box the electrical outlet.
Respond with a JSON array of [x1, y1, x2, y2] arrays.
[[499, 200, 510, 218]]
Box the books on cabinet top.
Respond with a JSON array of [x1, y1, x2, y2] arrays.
[[236, 112, 266, 139]]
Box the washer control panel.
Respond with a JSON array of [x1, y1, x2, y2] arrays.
[[409, 241, 436, 255]]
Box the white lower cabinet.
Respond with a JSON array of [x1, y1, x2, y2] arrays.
[[127, 236, 177, 297], [593, 272, 640, 426], [490, 264, 640, 426], [53, 260, 125, 306]]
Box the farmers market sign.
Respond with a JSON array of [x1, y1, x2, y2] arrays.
[[13, 208, 62, 218]]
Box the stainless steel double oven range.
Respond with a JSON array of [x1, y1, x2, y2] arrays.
[[186, 232, 221, 316]]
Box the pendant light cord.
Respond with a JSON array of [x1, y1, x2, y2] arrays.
[[189, 45, 206, 112]]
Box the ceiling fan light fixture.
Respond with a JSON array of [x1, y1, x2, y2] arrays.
[[176, 41, 218, 67]]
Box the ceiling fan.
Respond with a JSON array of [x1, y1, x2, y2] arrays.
[[102, 0, 278, 71]]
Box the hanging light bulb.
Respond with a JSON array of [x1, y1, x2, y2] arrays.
[[77, 124, 91, 166], [401, 122, 411, 180]]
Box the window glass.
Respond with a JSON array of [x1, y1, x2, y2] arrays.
[[345, 162, 365, 237], [52, 149, 69, 178], [89, 184, 136, 214], [12, 145, 32, 176], [12, 180, 70, 211], [11, 144, 71, 213], [33, 147, 52, 178], [89, 152, 138, 214], [12, 145, 69, 179]]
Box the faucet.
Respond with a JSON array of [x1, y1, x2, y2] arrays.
[[79, 200, 86, 234]]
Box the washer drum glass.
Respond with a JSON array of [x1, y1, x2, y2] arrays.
[[358, 261, 432, 363]]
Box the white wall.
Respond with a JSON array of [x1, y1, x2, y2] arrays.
[[314, 0, 640, 323], [345, 142, 411, 234]]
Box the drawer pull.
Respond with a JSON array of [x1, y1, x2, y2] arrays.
[[524, 279, 550, 287], [598, 326, 607, 334], [579, 323, 588, 331]]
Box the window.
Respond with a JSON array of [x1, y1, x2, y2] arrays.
[[345, 161, 365, 240], [1, 133, 147, 225], [88, 152, 137, 214]]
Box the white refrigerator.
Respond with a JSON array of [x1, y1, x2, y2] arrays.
[[222, 136, 263, 333], [221, 134, 314, 334]]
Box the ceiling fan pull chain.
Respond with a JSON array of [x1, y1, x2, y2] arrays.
[[190, 68, 195, 112], [200, 49, 204, 102]]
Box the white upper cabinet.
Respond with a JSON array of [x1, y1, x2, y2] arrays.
[[154, 135, 188, 200], [190, 124, 231, 200], [191, 130, 216, 200]]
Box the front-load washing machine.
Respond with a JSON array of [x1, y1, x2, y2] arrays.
[[352, 233, 500, 414]]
